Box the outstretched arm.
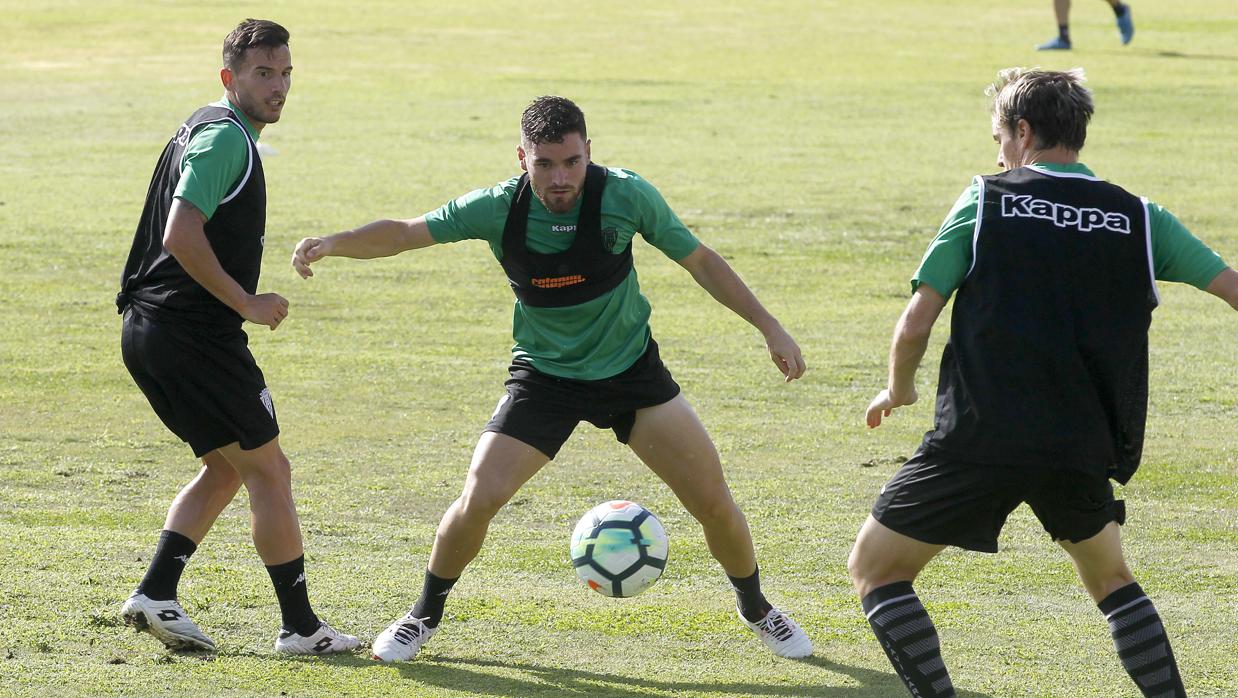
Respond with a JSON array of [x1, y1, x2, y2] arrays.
[[675, 243, 805, 381], [866, 285, 947, 428], [1205, 267, 1238, 311], [292, 216, 437, 278]]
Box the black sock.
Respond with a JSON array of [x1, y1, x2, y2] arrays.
[[1059, 24, 1071, 43], [136, 529, 197, 601], [728, 566, 773, 623], [1099, 583, 1186, 697], [862, 582, 955, 698], [410, 569, 458, 629], [266, 555, 320, 636], [1112, 2, 1127, 17]]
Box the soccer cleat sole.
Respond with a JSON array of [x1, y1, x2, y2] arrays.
[[122, 609, 214, 652]]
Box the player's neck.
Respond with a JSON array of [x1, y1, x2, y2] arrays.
[[1023, 146, 1078, 167]]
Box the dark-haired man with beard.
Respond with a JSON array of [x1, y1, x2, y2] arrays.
[[117, 18, 358, 655], [293, 95, 813, 662]]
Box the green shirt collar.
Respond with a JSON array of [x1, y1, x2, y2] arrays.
[[1027, 161, 1094, 177], [212, 97, 260, 141]]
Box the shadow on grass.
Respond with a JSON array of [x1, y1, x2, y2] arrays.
[[383, 654, 995, 697]]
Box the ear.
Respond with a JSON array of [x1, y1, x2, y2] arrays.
[[517, 144, 528, 172], [220, 67, 234, 91], [585, 139, 592, 163], [1016, 118, 1036, 148]]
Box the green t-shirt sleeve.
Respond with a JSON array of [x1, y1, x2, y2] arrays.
[[912, 180, 979, 299], [424, 181, 511, 245], [1147, 202, 1228, 289], [627, 174, 700, 261], [172, 122, 249, 221]]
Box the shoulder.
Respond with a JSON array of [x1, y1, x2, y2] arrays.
[[184, 119, 251, 163], [601, 167, 667, 207]]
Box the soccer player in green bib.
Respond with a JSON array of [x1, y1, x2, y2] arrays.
[[292, 96, 813, 662], [849, 68, 1236, 697]]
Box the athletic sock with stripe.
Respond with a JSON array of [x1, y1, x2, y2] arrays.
[[136, 529, 197, 601], [862, 581, 955, 698], [1099, 582, 1186, 697]]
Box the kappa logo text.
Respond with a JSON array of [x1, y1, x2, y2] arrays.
[[1001, 195, 1130, 234]]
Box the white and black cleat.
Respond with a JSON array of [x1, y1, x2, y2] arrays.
[[274, 620, 361, 655], [739, 604, 814, 658], [371, 611, 437, 662], [120, 593, 216, 652]]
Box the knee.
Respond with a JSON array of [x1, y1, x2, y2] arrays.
[[455, 484, 510, 522], [846, 546, 869, 593], [687, 493, 743, 531], [1083, 568, 1137, 602], [847, 545, 893, 598], [241, 453, 292, 491], [204, 464, 243, 493]]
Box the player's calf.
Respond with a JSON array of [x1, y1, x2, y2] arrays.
[[862, 582, 955, 697], [1099, 583, 1185, 697]]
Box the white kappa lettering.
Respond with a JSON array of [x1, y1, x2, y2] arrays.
[[1000, 194, 1130, 234]]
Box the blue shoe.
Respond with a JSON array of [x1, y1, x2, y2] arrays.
[[1116, 5, 1134, 45], [1036, 36, 1072, 51]]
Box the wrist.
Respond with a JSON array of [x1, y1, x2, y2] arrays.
[[887, 383, 915, 404]]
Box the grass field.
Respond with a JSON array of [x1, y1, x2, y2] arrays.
[[1, 1, 1236, 696]]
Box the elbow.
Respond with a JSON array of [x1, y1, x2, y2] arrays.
[[162, 228, 185, 258], [898, 319, 934, 345]]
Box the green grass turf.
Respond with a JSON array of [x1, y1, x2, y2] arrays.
[[1, 0, 1235, 695]]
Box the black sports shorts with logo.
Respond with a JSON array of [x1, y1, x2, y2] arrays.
[[871, 446, 1126, 553], [121, 307, 279, 458], [485, 338, 681, 460]]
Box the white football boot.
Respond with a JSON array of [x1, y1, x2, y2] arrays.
[[274, 620, 361, 655], [120, 593, 216, 652], [371, 611, 437, 662], [739, 605, 813, 658]]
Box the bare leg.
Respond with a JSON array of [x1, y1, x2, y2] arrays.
[[163, 451, 243, 544], [1055, 0, 1072, 26], [217, 437, 302, 565], [847, 515, 944, 597], [1060, 523, 1185, 697], [848, 515, 954, 696], [627, 395, 754, 577], [1057, 521, 1135, 602], [427, 431, 550, 578]]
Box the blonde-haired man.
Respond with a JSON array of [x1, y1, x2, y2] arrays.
[[847, 68, 1235, 697]]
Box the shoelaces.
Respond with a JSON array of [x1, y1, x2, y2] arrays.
[[392, 616, 429, 645], [761, 612, 795, 641]]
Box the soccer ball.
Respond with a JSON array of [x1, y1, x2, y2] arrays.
[[570, 500, 669, 598]]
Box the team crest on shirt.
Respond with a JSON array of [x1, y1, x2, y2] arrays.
[[601, 227, 618, 252], [259, 387, 275, 419]]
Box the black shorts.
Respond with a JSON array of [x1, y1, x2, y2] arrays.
[[484, 338, 681, 459], [871, 447, 1125, 553], [121, 307, 279, 458]]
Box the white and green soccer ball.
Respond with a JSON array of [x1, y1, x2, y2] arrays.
[[570, 500, 668, 598]]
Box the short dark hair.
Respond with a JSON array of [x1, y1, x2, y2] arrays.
[[222, 19, 290, 71], [987, 68, 1093, 151], [521, 96, 587, 145]]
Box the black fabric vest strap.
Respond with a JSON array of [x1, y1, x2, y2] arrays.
[[500, 163, 632, 308], [922, 167, 1155, 483], [117, 105, 266, 329]]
